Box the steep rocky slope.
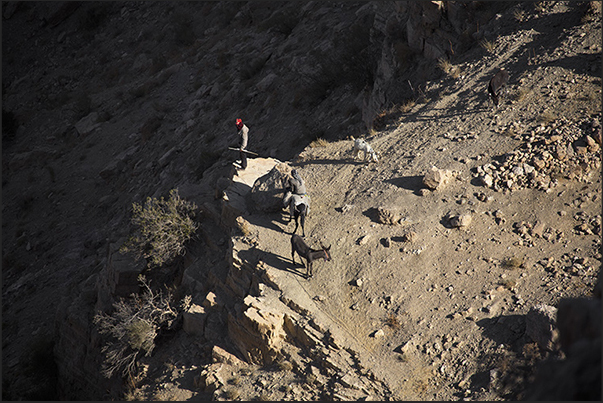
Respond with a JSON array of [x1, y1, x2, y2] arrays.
[[2, 1, 601, 401]]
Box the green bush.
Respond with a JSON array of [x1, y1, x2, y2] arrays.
[[120, 189, 198, 268]]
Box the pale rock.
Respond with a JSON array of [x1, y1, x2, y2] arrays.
[[250, 162, 292, 213], [211, 345, 245, 366], [75, 112, 101, 136], [357, 235, 370, 245], [371, 329, 385, 338], [423, 166, 455, 190], [449, 212, 472, 228], [478, 174, 493, 187]]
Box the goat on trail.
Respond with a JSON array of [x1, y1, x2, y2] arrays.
[[487, 68, 509, 108], [352, 137, 379, 163], [290, 234, 331, 278], [283, 192, 309, 236]]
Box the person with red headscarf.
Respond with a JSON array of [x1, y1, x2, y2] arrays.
[[235, 118, 249, 169]]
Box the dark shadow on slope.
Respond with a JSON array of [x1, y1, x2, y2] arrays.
[[476, 314, 527, 353], [385, 175, 424, 192], [242, 247, 307, 278], [243, 210, 287, 234], [291, 158, 359, 168], [397, 5, 599, 129], [362, 207, 381, 223], [541, 52, 602, 77]]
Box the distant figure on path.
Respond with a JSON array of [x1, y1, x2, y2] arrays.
[[235, 118, 249, 169]]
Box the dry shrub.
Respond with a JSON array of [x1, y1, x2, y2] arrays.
[[500, 279, 517, 290], [235, 217, 252, 237], [399, 99, 416, 113], [276, 359, 293, 372], [120, 189, 198, 268], [384, 312, 401, 330], [257, 392, 271, 401], [502, 256, 524, 269], [93, 276, 185, 379], [513, 8, 526, 22], [437, 58, 453, 74], [309, 138, 329, 148], [537, 111, 556, 124], [438, 58, 461, 79], [480, 39, 495, 53], [514, 87, 531, 103]]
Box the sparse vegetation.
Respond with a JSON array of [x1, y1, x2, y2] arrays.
[[93, 276, 187, 379], [502, 256, 524, 269], [513, 8, 526, 22], [120, 189, 199, 268], [399, 99, 416, 113], [384, 312, 401, 330], [500, 278, 517, 290], [480, 39, 495, 53], [276, 359, 293, 372], [514, 87, 531, 103], [437, 58, 462, 79], [537, 111, 556, 124], [309, 138, 329, 148]]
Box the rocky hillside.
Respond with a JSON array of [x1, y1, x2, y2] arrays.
[[2, 1, 601, 401]]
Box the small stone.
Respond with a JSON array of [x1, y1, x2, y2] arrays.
[[478, 174, 493, 187], [371, 329, 385, 338], [531, 221, 546, 237], [352, 278, 364, 287], [357, 235, 370, 245], [450, 212, 472, 228]]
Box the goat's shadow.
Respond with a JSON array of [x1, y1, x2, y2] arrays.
[[237, 246, 307, 278], [385, 175, 425, 194], [292, 158, 354, 167]]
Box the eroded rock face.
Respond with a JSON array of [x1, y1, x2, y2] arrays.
[[227, 295, 287, 365]]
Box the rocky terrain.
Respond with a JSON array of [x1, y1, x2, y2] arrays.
[[2, 1, 601, 401]]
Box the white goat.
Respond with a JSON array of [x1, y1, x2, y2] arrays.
[[352, 138, 379, 163]]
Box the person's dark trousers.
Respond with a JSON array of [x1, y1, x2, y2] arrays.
[[240, 150, 247, 169]]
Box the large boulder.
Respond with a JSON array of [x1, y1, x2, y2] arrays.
[[423, 166, 457, 190], [525, 304, 559, 352], [250, 162, 292, 213]]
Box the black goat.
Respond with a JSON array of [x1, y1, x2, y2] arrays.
[[291, 234, 331, 278], [488, 69, 509, 107]]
